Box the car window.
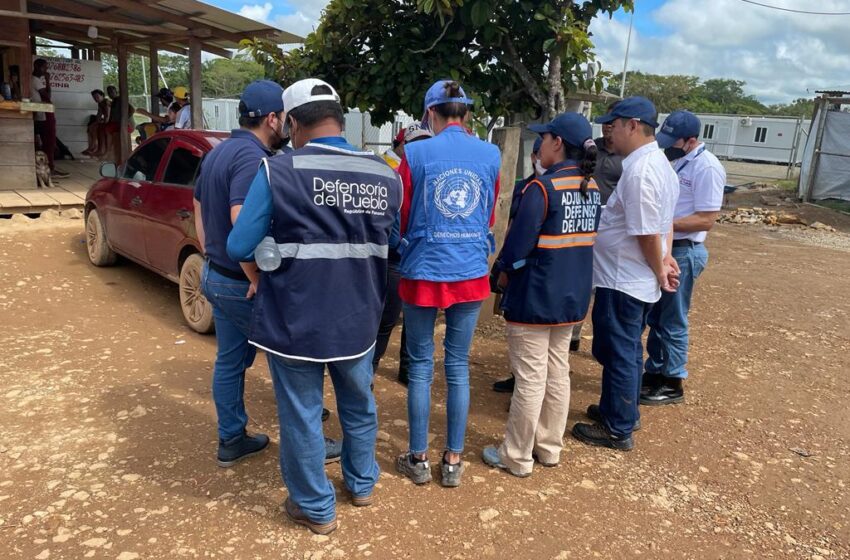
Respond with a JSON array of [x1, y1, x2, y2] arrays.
[[162, 146, 203, 187], [122, 138, 170, 181]]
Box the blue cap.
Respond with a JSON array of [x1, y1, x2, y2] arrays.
[[528, 112, 593, 149], [595, 96, 659, 128], [423, 79, 474, 112], [239, 80, 284, 118], [656, 110, 701, 149], [532, 136, 542, 154]]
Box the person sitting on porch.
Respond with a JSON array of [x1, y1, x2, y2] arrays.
[[83, 89, 109, 157]]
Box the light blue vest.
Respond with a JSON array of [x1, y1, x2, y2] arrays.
[[400, 125, 500, 282]]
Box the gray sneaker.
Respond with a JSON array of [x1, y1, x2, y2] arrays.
[[396, 453, 432, 485], [440, 458, 464, 488]]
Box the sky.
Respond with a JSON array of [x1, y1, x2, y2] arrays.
[[210, 0, 850, 105]]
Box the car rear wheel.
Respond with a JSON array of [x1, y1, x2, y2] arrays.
[[85, 208, 118, 266], [179, 253, 214, 334]]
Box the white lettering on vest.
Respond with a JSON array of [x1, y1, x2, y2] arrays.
[[313, 177, 390, 215], [561, 190, 601, 234]]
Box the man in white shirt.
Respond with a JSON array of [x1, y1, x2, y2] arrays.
[[571, 97, 679, 451], [641, 111, 725, 406]]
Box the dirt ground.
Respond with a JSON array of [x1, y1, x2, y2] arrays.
[[1, 213, 848, 560]]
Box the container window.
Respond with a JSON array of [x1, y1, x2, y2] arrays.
[[754, 127, 768, 143]]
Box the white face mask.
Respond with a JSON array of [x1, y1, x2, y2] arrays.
[[534, 160, 547, 176]]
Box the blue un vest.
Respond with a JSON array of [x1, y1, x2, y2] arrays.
[[500, 162, 601, 325], [400, 125, 501, 282], [251, 143, 402, 361]]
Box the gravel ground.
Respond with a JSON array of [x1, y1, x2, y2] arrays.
[[0, 215, 847, 560]]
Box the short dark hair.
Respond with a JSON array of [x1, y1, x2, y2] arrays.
[[167, 102, 181, 113], [432, 81, 469, 120], [91, 89, 104, 98], [106, 85, 117, 95], [34, 58, 47, 68], [288, 85, 344, 128], [238, 103, 282, 129], [617, 117, 656, 137]]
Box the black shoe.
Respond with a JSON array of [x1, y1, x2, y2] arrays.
[[571, 422, 634, 451], [397, 369, 409, 386], [492, 375, 515, 393], [586, 404, 641, 432], [640, 373, 664, 396], [640, 378, 684, 406], [322, 408, 330, 422], [570, 339, 580, 352], [217, 432, 270, 467], [51, 169, 70, 178]]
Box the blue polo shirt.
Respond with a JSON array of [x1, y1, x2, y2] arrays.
[[194, 128, 275, 274], [227, 136, 359, 262]]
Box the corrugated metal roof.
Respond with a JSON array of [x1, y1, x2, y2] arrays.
[[27, 0, 302, 54]]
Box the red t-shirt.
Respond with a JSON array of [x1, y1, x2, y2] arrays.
[[397, 136, 500, 308]]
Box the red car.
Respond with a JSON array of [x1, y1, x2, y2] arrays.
[[84, 129, 229, 333]]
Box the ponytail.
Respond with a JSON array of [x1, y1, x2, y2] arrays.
[[579, 138, 598, 198], [562, 138, 598, 198], [433, 81, 469, 120]]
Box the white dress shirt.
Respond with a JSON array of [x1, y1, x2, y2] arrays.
[[593, 140, 680, 303], [671, 142, 726, 243]]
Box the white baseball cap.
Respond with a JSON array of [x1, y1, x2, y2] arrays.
[[282, 78, 340, 112]]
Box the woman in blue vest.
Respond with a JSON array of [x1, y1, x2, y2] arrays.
[[395, 79, 501, 488], [482, 112, 601, 477]]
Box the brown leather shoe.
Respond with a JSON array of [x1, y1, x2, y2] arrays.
[[284, 497, 337, 535], [343, 483, 374, 507]]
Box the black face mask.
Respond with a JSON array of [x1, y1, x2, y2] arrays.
[[664, 146, 687, 161]]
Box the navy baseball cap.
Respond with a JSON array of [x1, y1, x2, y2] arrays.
[[529, 112, 593, 149], [656, 110, 702, 149], [239, 80, 285, 118], [595, 96, 659, 128]]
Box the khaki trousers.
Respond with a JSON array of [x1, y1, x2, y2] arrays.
[[498, 323, 573, 475]]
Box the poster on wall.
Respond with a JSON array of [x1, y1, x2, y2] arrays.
[[33, 56, 104, 156]]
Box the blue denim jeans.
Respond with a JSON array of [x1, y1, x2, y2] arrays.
[[592, 288, 652, 438], [645, 243, 709, 379], [201, 263, 257, 442], [267, 350, 379, 524], [403, 300, 482, 455]]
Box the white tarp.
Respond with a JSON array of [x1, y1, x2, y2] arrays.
[[800, 107, 850, 201]]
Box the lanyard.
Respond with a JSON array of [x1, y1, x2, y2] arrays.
[[675, 146, 705, 174]]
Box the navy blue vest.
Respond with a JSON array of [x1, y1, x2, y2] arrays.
[[400, 125, 500, 282], [251, 143, 402, 361], [500, 163, 601, 325]]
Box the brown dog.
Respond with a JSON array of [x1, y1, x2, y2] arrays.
[[35, 150, 54, 188]]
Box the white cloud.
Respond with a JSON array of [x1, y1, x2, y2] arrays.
[[589, 0, 850, 104], [238, 2, 274, 23]]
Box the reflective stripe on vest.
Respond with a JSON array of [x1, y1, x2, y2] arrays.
[[537, 232, 597, 249], [275, 242, 388, 260]]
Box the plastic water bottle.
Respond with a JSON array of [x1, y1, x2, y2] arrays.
[[255, 236, 281, 271]]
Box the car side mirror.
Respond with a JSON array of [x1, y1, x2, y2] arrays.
[[99, 162, 117, 178]]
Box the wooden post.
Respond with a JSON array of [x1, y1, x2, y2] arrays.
[[148, 43, 159, 114], [117, 44, 130, 163], [490, 126, 522, 253], [188, 38, 202, 129], [480, 126, 521, 322], [803, 98, 829, 202]]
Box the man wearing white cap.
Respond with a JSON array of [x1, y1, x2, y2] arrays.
[[227, 79, 401, 534]]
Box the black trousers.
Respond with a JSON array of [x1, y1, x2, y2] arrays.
[[373, 259, 409, 374]]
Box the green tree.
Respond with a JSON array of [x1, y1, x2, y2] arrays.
[[201, 56, 264, 98], [606, 72, 699, 113], [102, 53, 191, 96], [245, 0, 631, 126], [768, 97, 815, 118]]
